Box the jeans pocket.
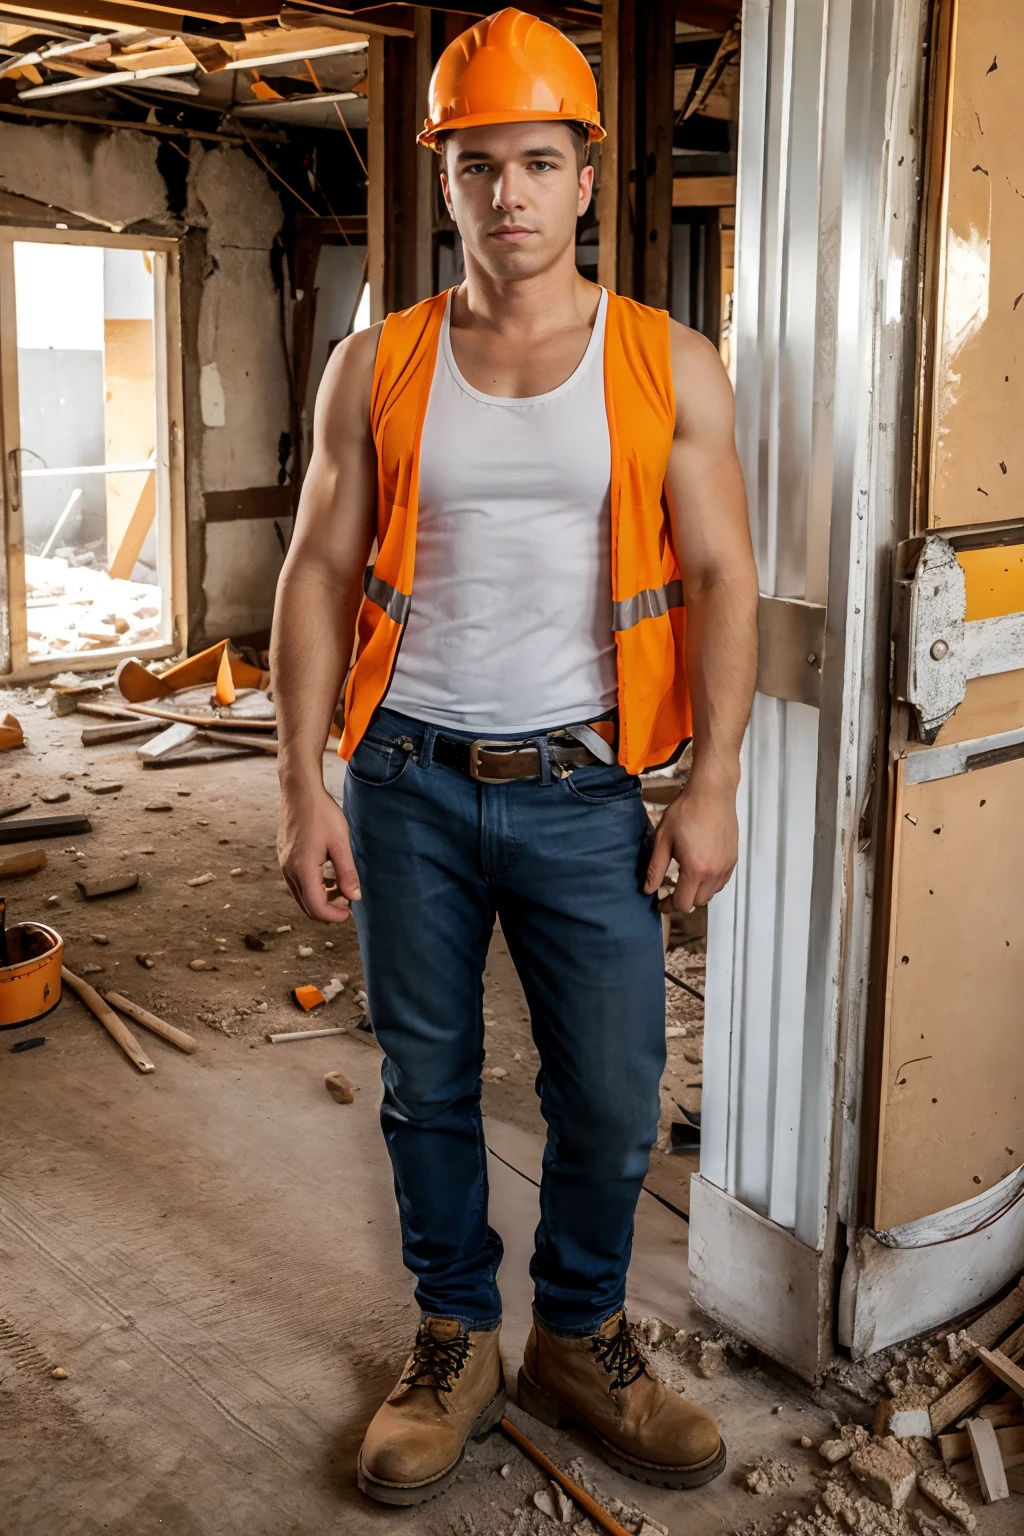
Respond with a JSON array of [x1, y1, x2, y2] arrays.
[[345, 733, 412, 788], [564, 763, 642, 805]]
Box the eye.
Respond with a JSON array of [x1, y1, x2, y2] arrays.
[[529, 160, 557, 172], [463, 162, 492, 175]]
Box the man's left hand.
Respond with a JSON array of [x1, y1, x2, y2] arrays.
[[643, 779, 739, 913]]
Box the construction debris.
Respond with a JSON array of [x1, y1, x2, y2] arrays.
[[269, 1025, 350, 1044], [916, 1469, 977, 1530], [0, 814, 92, 844], [746, 1457, 798, 1496], [75, 872, 139, 900], [103, 993, 198, 1054], [0, 713, 25, 750], [849, 1438, 918, 1510], [324, 1071, 355, 1104], [0, 848, 47, 879], [965, 1417, 1009, 1503], [62, 966, 155, 1074], [292, 977, 346, 1010]]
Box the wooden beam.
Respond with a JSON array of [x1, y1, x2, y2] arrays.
[[672, 174, 737, 206], [597, 0, 634, 295], [637, 0, 675, 309], [597, 0, 674, 306], [367, 8, 432, 322]]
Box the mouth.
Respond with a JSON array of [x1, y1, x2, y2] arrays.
[[488, 226, 535, 243]]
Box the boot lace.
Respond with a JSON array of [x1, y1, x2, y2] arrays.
[[589, 1315, 647, 1393], [401, 1325, 471, 1395]]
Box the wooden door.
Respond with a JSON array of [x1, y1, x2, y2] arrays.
[[870, 0, 1024, 1233]]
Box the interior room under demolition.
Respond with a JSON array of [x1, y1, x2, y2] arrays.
[[1, 1, 1023, 1533]]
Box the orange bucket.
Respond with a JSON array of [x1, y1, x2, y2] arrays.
[[0, 921, 63, 1029]]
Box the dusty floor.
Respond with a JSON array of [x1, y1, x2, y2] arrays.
[[0, 688, 1018, 1536]]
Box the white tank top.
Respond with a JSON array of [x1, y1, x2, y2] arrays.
[[384, 287, 616, 734]]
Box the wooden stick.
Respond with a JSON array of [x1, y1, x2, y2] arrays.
[[61, 967, 155, 1073], [103, 993, 197, 1053], [500, 1417, 632, 1536], [269, 1025, 350, 1044], [114, 699, 277, 732]]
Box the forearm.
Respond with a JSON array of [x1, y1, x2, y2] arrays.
[[271, 553, 363, 791], [683, 572, 758, 792]]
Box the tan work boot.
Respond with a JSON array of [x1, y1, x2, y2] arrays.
[[518, 1311, 725, 1488], [357, 1317, 506, 1505]]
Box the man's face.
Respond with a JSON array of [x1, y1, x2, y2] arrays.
[[440, 121, 594, 281]]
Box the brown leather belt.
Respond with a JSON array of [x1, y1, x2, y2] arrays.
[[431, 733, 600, 783]]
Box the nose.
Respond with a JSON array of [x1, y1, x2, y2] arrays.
[[491, 165, 528, 214]]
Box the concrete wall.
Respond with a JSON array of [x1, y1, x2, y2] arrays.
[[0, 121, 291, 649]]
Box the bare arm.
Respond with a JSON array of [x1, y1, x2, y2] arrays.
[[271, 323, 381, 921], [644, 322, 758, 911]]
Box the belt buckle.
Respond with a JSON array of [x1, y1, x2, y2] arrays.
[[469, 739, 535, 784]]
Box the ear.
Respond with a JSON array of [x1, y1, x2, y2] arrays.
[[440, 167, 456, 222], [577, 163, 595, 218]]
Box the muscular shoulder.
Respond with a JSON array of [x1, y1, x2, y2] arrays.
[[313, 322, 383, 446], [667, 317, 735, 442]]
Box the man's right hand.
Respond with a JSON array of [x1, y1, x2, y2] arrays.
[[278, 781, 362, 923]]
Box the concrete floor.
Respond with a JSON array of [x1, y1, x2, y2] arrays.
[[0, 687, 1017, 1535]]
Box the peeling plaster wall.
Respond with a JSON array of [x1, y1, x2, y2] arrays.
[[0, 122, 291, 652], [185, 143, 290, 644]]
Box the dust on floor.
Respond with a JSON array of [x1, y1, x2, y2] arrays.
[[0, 686, 1018, 1536]]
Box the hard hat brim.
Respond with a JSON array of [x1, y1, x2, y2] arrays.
[[418, 109, 607, 151]]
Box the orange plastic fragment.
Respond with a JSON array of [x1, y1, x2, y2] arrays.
[[0, 712, 25, 750], [292, 984, 327, 1011], [215, 645, 236, 706], [114, 657, 173, 703]]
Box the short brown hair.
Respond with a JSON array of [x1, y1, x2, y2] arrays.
[[438, 121, 591, 174]]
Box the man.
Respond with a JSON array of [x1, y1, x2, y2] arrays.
[[272, 6, 758, 1509]]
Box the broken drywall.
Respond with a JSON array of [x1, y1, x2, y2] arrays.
[[0, 121, 170, 230]]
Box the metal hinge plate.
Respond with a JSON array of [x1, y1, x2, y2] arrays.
[[892, 532, 1024, 742]]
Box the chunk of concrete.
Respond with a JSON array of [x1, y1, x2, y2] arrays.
[[849, 1437, 917, 1510]]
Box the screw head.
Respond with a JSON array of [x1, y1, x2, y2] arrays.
[[930, 638, 949, 660]]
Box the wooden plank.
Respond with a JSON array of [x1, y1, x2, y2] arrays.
[[0, 814, 91, 845], [107, 472, 156, 582], [931, 1319, 1024, 1432], [942, 1424, 1024, 1465], [966, 1417, 1009, 1502], [976, 1347, 1024, 1400], [672, 174, 737, 206], [968, 1280, 1024, 1351]]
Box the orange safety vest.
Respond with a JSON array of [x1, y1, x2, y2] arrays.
[[340, 289, 692, 775]]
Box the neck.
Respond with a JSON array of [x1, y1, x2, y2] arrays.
[[456, 246, 597, 334]]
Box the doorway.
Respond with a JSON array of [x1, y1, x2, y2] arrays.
[[0, 228, 186, 677]]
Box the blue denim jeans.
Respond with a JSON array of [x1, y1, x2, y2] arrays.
[[343, 707, 666, 1337]]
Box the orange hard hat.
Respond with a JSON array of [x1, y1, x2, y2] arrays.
[[418, 7, 605, 150]]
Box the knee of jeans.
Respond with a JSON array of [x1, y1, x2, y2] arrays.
[[548, 1095, 659, 1178], [381, 1059, 481, 1126]]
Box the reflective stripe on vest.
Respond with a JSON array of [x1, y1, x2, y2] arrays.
[[612, 578, 683, 632], [364, 567, 411, 626]]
